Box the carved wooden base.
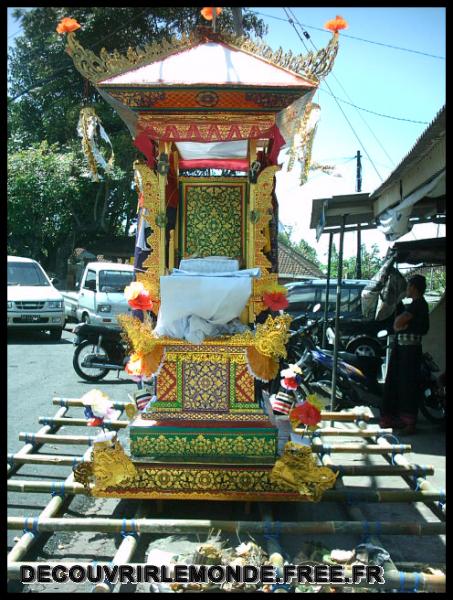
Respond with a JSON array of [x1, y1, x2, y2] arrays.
[[90, 460, 304, 502]]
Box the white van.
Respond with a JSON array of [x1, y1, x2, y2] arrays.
[[72, 262, 134, 326], [7, 256, 65, 340]]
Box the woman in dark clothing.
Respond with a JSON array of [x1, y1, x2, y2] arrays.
[[380, 274, 430, 435]]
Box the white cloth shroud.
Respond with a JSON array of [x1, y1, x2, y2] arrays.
[[154, 272, 257, 344], [179, 256, 239, 274]]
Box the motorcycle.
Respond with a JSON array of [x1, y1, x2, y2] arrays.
[[72, 323, 128, 382], [283, 313, 379, 410], [284, 316, 445, 424]]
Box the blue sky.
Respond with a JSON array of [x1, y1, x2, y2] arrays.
[[8, 7, 446, 260]]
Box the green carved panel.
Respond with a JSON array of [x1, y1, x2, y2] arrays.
[[180, 182, 246, 260]]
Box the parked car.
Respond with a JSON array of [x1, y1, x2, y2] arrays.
[[7, 256, 65, 340], [62, 262, 134, 327], [285, 278, 393, 357]]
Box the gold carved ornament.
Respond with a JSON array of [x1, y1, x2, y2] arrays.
[[73, 461, 94, 493], [250, 166, 279, 319], [253, 313, 292, 359], [119, 314, 291, 383], [118, 314, 166, 378], [65, 29, 339, 86], [270, 442, 338, 501], [244, 314, 292, 382], [92, 438, 138, 493], [133, 162, 162, 310]]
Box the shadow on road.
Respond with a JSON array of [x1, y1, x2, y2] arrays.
[[77, 378, 133, 385], [7, 331, 72, 345]]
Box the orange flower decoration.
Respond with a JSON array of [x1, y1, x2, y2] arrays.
[[324, 15, 348, 33], [263, 292, 289, 312], [125, 352, 155, 379], [200, 7, 222, 21], [290, 401, 321, 428], [56, 17, 81, 34], [124, 281, 154, 312]]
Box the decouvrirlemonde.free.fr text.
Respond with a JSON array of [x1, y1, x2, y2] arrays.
[[21, 563, 385, 585]]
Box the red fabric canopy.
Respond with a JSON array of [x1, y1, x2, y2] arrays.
[[178, 158, 249, 171]]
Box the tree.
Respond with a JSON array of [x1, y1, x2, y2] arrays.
[[8, 7, 267, 277], [277, 226, 324, 270], [329, 243, 384, 280]]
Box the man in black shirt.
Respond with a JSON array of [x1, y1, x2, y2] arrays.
[[380, 275, 430, 435]]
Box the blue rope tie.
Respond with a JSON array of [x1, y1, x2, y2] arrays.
[[50, 482, 65, 498], [58, 399, 67, 406], [361, 520, 371, 543], [374, 520, 382, 537], [379, 432, 401, 445], [271, 583, 292, 592], [399, 570, 406, 592], [263, 520, 281, 541], [413, 464, 426, 491], [23, 516, 39, 535], [413, 572, 421, 593], [319, 444, 331, 459], [72, 457, 81, 469], [40, 418, 51, 426], [310, 430, 322, 440], [24, 433, 36, 445], [121, 518, 139, 539], [437, 489, 446, 510], [345, 493, 358, 506], [101, 561, 116, 589], [7, 454, 15, 466]]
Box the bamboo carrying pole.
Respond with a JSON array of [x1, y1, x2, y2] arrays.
[[329, 464, 434, 477], [8, 407, 68, 477], [312, 435, 403, 588], [18, 432, 97, 446], [319, 411, 369, 422], [375, 435, 446, 519], [7, 453, 84, 467], [53, 397, 129, 410], [7, 517, 445, 536], [7, 479, 444, 503], [5, 562, 445, 592], [94, 501, 147, 593], [310, 443, 412, 454], [294, 427, 392, 437], [8, 480, 88, 494], [8, 446, 93, 564], [38, 416, 128, 429]]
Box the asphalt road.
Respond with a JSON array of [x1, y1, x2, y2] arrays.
[[8, 326, 446, 592]]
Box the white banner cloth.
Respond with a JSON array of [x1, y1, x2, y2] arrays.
[[154, 274, 253, 344]]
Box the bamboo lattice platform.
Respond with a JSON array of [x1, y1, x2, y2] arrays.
[[7, 397, 446, 592]]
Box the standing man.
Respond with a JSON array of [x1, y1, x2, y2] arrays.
[[380, 274, 430, 435]]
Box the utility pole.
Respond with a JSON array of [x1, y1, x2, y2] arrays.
[[356, 150, 362, 193], [356, 150, 362, 279], [232, 7, 244, 36]]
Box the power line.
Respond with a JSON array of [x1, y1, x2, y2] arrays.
[[286, 7, 397, 168], [316, 88, 429, 124], [252, 10, 445, 60], [254, 9, 431, 126], [282, 7, 311, 53], [284, 8, 383, 182]]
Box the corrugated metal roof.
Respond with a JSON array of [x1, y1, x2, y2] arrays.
[[370, 105, 445, 199]]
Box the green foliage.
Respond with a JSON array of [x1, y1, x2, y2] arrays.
[[329, 243, 384, 280], [8, 141, 85, 259], [7, 7, 266, 276], [278, 226, 324, 270]]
